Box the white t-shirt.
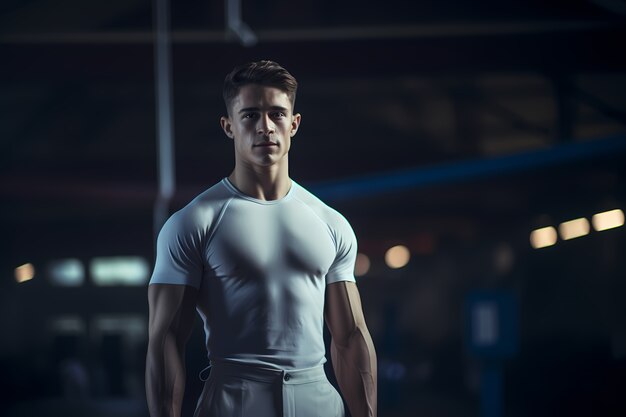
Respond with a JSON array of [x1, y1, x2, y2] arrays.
[[150, 177, 357, 370]]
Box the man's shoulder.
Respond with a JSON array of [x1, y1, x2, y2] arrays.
[[291, 181, 352, 230], [188, 178, 233, 208], [166, 179, 233, 232]]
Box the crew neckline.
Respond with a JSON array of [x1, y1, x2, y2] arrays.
[[222, 177, 296, 205]]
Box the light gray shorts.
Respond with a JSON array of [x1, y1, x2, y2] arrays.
[[193, 361, 345, 417]]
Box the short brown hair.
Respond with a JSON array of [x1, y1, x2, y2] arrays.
[[223, 60, 298, 114]]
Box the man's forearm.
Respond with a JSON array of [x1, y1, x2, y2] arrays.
[[146, 337, 186, 417], [331, 326, 378, 417]]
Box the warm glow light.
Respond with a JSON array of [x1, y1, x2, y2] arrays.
[[385, 245, 410, 269], [354, 253, 370, 276], [530, 226, 557, 249], [15, 263, 35, 283], [559, 218, 590, 240], [592, 209, 624, 231]]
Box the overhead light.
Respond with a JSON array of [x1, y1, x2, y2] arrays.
[[530, 226, 557, 249], [385, 245, 410, 269], [15, 263, 35, 283], [48, 259, 85, 286], [49, 316, 86, 334], [354, 253, 370, 277], [592, 209, 624, 232], [90, 257, 149, 286], [559, 218, 590, 240], [92, 315, 147, 344]]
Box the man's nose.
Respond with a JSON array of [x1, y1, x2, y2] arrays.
[[257, 114, 275, 135]]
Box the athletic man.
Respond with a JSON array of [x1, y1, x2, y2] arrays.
[[146, 60, 377, 417]]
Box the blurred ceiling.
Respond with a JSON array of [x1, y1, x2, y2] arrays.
[[1, 0, 625, 261]]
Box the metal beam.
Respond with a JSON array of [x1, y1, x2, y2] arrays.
[[225, 0, 257, 46], [307, 134, 626, 201], [153, 0, 176, 238], [0, 20, 616, 44]]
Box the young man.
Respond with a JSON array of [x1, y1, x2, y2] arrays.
[[146, 60, 377, 417]]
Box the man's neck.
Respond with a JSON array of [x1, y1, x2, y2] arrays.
[[228, 161, 291, 201]]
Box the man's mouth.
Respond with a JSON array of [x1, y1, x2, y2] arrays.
[[254, 142, 278, 147]]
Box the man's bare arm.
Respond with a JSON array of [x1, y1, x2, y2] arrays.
[[146, 284, 198, 417], [325, 281, 377, 417]]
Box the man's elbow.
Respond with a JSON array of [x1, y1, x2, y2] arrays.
[[147, 327, 180, 354], [332, 322, 371, 350]]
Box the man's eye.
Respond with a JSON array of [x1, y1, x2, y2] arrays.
[[271, 112, 286, 118], [243, 113, 257, 119]]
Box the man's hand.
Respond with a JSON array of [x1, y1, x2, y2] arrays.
[[325, 281, 377, 417]]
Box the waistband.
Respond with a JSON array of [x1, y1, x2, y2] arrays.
[[200, 361, 327, 385]]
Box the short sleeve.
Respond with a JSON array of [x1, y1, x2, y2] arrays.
[[149, 209, 204, 288], [325, 214, 358, 285]]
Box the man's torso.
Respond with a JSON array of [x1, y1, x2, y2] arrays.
[[150, 178, 357, 370]]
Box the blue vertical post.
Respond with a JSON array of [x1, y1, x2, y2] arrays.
[[465, 291, 518, 417], [481, 362, 503, 417]]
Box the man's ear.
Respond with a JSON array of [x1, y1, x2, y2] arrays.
[[220, 116, 234, 139], [290, 113, 302, 137]]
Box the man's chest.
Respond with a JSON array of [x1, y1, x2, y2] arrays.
[[206, 201, 337, 279]]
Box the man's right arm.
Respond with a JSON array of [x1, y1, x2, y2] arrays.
[[146, 284, 198, 417]]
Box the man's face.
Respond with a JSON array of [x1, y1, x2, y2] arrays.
[[221, 84, 301, 168]]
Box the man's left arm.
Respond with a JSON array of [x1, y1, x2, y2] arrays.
[[325, 280, 377, 417]]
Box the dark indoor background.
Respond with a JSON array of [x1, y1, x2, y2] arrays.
[[1, 0, 626, 416]]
